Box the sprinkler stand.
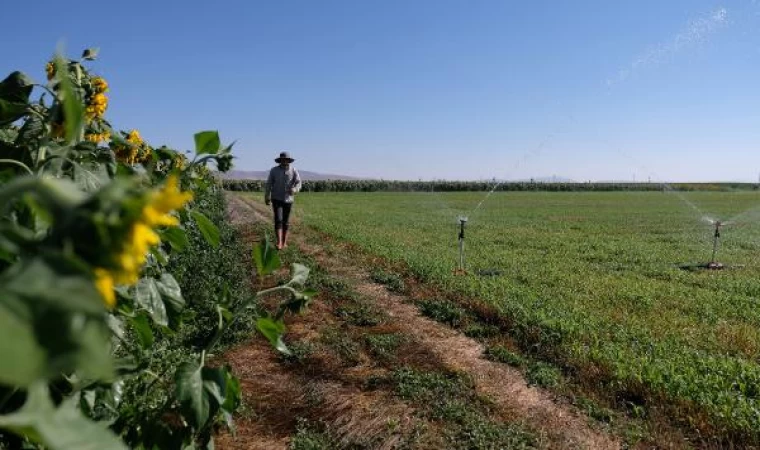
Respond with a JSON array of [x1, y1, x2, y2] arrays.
[[706, 221, 725, 270], [454, 216, 468, 275]]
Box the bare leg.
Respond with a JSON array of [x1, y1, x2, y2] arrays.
[[276, 229, 284, 250], [282, 230, 289, 248]]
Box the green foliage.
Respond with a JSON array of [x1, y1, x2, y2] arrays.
[[256, 317, 290, 355], [194, 130, 221, 155], [0, 384, 126, 450], [252, 234, 280, 277], [190, 210, 220, 248], [0, 51, 313, 449]]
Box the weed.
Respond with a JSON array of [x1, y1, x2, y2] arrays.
[[485, 345, 526, 367], [575, 396, 614, 424], [365, 333, 405, 361], [370, 269, 406, 293], [321, 328, 362, 366], [526, 361, 562, 388], [334, 300, 385, 326], [464, 323, 501, 338], [417, 299, 468, 328], [290, 419, 334, 450], [281, 340, 317, 365]]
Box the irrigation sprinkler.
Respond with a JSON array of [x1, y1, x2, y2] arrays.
[[454, 216, 468, 275], [707, 220, 724, 269], [679, 218, 743, 271]]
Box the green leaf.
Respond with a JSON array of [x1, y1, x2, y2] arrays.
[[81, 48, 99, 61], [301, 288, 318, 299], [194, 131, 221, 155], [255, 317, 290, 355], [72, 161, 110, 193], [0, 98, 28, 127], [175, 360, 209, 429], [134, 278, 168, 327], [277, 290, 315, 318], [2, 257, 104, 315], [219, 366, 240, 431], [128, 314, 154, 349], [73, 319, 114, 382], [159, 226, 189, 251], [54, 56, 84, 144], [0, 72, 33, 126], [0, 298, 45, 386], [15, 113, 44, 145], [220, 366, 240, 414], [0, 71, 33, 103], [0, 383, 127, 450], [155, 273, 185, 314], [288, 263, 310, 286], [252, 236, 280, 277], [190, 211, 220, 248]]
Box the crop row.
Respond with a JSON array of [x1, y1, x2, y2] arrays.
[[223, 178, 760, 193]]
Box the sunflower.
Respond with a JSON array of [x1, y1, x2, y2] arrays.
[[93, 175, 193, 306]]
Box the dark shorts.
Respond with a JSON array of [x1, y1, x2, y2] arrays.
[[272, 200, 292, 231]]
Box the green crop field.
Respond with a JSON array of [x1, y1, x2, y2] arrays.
[[286, 191, 760, 442]]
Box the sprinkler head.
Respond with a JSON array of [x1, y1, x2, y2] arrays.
[[457, 216, 468, 224]]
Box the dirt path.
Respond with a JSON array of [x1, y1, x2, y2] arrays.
[[219, 193, 621, 449]]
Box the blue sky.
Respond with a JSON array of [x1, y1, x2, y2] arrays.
[[2, 0, 759, 181]]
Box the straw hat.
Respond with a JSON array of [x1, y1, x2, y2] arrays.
[[275, 151, 295, 163]]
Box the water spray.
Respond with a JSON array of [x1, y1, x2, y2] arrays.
[[454, 216, 468, 275]]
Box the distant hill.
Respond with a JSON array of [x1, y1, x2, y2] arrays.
[[221, 170, 358, 181]]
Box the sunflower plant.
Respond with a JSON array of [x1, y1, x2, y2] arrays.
[[0, 49, 313, 449]]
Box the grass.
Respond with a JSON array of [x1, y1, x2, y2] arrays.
[[295, 190, 760, 444]]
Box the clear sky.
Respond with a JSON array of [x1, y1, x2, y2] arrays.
[[2, 1, 759, 181]]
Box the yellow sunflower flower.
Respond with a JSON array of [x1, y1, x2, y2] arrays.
[[105, 175, 193, 286], [92, 77, 109, 93], [113, 222, 161, 285], [85, 93, 109, 121], [126, 129, 143, 145], [93, 268, 116, 308], [142, 175, 194, 227]]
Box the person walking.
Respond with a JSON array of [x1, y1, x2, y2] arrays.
[[264, 151, 303, 250]]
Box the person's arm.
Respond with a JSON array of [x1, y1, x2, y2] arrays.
[[264, 169, 273, 205], [291, 168, 302, 194]]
